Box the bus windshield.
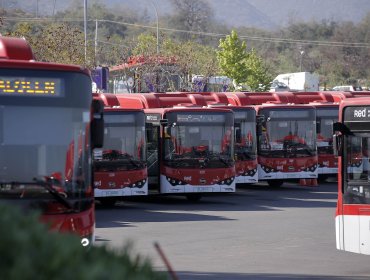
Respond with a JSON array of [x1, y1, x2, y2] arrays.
[[164, 112, 234, 168], [259, 109, 316, 158], [0, 69, 92, 211], [0, 106, 90, 201], [344, 133, 370, 204], [94, 111, 146, 171], [345, 134, 370, 181], [235, 119, 256, 160], [317, 108, 337, 155]]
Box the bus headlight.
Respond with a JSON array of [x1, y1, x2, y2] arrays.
[[261, 165, 276, 173], [217, 176, 235, 186], [166, 176, 187, 186]]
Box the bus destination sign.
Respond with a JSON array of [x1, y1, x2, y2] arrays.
[[176, 114, 225, 123], [344, 106, 370, 122], [0, 77, 62, 97]]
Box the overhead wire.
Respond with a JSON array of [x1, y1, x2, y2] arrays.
[[3, 16, 370, 48]]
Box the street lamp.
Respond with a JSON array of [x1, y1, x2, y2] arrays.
[[299, 50, 304, 72], [147, 0, 159, 54], [84, 0, 87, 64]]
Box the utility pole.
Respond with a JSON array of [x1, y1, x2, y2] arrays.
[[53, 0, 57, 17], [299, 50, 304, 72], [84, 0, 87, 64], [95, 19, 98, 66], [148, 0, 159, 54]]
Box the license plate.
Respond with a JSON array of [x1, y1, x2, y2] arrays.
[[104, 190, 119, 196]]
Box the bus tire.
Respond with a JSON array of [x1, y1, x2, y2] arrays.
[[186, 194, 202, 202], [267, 180, 284, 188], [318, 174, 329, 183], [99, 197, 117, 207]]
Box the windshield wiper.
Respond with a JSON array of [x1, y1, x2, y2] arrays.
[[167, 159, 193, 168], [0, 179, 74, 211], [33, 177, 74, 211], [235, 151, 254, 160], [208, 154, 232, 167], [102, 151, 141, 168], [260, 149, 285, 157], [284, 142, 315, 156]]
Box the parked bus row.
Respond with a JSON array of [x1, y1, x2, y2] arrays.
[[92, 90, 370, 206], [2, 36, 369, 255], [93, 90, 370, 255]]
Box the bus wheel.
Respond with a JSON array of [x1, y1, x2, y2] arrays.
[[186, 194, 202, 202], [99, 197, 117, 207], [267, 180, 284, 187], [318, 175, 329, 183]]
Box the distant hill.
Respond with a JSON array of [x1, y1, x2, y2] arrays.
[[7, 0, 370, 30], [104, 0, 370, 29], [245, 0, 370, 27]]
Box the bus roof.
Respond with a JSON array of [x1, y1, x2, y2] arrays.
[[0, 36, 89, 76], [142, 106, 234, 115], [115, 93, 210, 109]]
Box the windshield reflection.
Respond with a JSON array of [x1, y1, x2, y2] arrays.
[[235, 120, 256, 160], [94, 113, 146, 171], [0, 106, 90, 200], [346, 134, 370, 181], [317, 111, 337, 155], [344, 134, 370, 205], [259, 119, 316, 158], [164, 123, 234, 168]]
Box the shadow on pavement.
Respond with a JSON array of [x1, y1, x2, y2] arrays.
[[95, 182, 338, 228], [174, 271, 368, 280]]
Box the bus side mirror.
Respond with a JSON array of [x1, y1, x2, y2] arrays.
[[333, 122, 346, 157], [91, 99, 104, 149]]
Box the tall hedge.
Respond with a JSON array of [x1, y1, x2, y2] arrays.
[[0, 204, 167, 280]]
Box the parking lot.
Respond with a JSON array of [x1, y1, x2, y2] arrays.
[[95, 181, 370, 280]]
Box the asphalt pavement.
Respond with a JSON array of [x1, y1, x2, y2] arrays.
[[95, 180, 370, 280]]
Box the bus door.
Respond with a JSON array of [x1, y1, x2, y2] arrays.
[[316, 107, 338, 177], [334, 108, 370, 255], [145, 114, 161, 191]]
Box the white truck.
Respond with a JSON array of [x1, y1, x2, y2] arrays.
[[273, 72, 319, 92]]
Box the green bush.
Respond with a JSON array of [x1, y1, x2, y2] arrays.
[[0, 204, 167, 280]]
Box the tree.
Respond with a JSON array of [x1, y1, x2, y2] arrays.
[[167, 0, 213, 42], [162, 38, 219, 81], [8, 22, 95, 67], [217, 30, 273, 91], [217, 30, 250, 89], [0, 204, 166, 280], [245, 49, 272, 91], [132, 33, 158, 56]]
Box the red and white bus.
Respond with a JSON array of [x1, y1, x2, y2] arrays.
[[334, 97, 370, 255], [0, 37, 104, 244], [116, 93, 236, 201], [289, 92, 339, 181], [93, 93, 147, 207], [311, 103, 338, 179], [215, 106, 257, 184], [226, 92, 318, 187], [181, 92, 258, 184], [255, 104, 317, 186]]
